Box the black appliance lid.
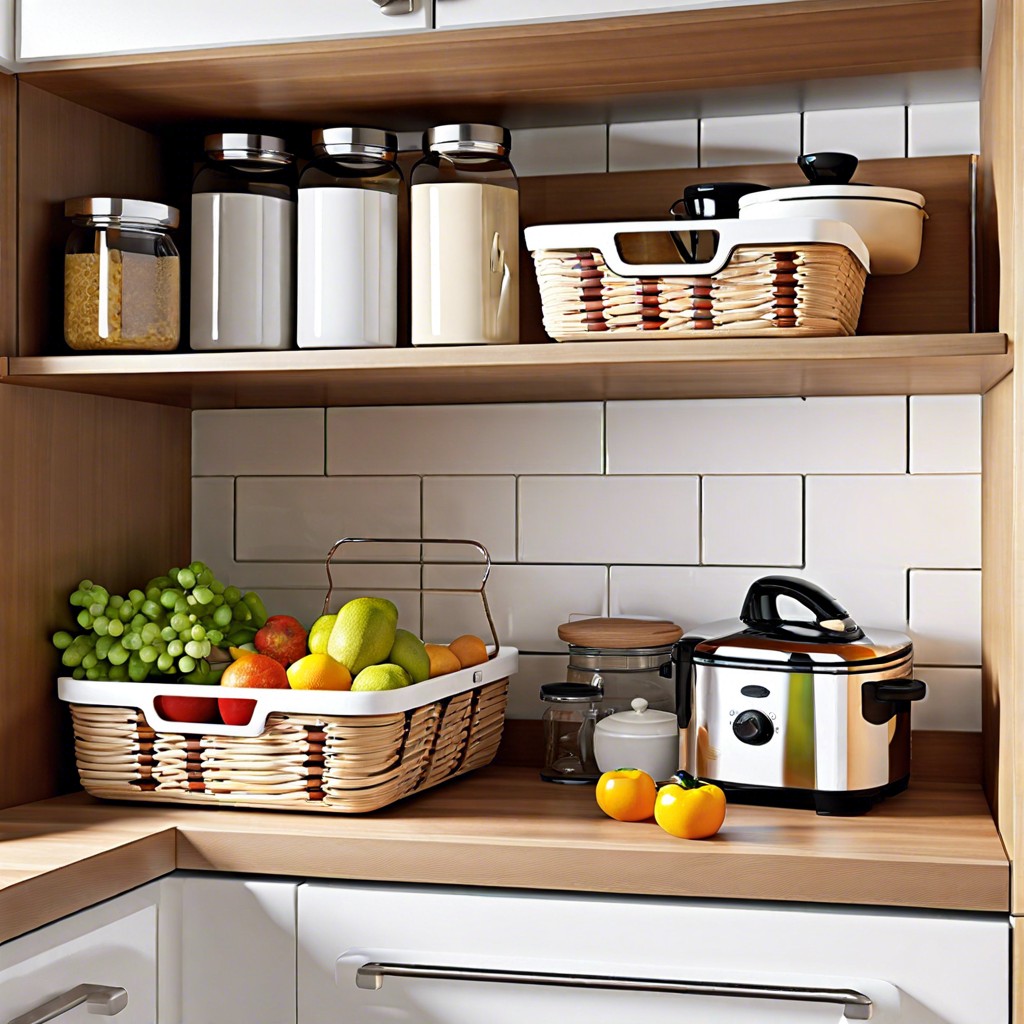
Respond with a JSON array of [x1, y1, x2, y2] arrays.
[[686, 576, 912, 674]]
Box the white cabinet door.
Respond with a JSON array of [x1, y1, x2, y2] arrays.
[[0, 0, 13, 67], [298, 883, 1009, 1024], [0, 884, 158, 1024], [436, 0, 800, 30], [17, 0, 429, 61], [159, 874, 298, 1024]]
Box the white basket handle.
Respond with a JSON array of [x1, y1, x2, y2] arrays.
[[523, 217, 870, 276]]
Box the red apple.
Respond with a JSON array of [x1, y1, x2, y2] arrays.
[[254, 614, 308, 668], [154, 694, 220, 725]]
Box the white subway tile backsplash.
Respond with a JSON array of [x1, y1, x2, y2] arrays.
[[507, 654, 567, 719], [192, 477, 235, 569], [908, 100, 980, 156], [909, 569, 981, 665], [327, 404, 604, 475], [910, 395, 982, 473], [702, 476, 802, 566], [423, 563, 607, 652], [235, 476, 421, 562], [192, 409, 325, 476], [802, 106, 906, 160], [806, 475, 981, 570], [610, 564, 908, 634], [607, 397, 906, 475], [608, 118, 698, 172], [229, 561, 419, 593], [423, 476, 517, 563], [910, 667, 981, 731], [699, 112, 801, 167], [513, 125, 607, 176], [518, 475, 699, 564]]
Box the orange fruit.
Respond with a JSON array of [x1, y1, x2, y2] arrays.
[[221, 653, 289, 689], [448, 634, 488, 669], [595, 769, 658, 822], [425, 643, 462, 678]]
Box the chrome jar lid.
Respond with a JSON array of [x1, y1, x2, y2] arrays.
[[424, 123, 511, 156], [313, 127, 398, 160], [204, 133, 293, 165], [64, 197, 180, 230]]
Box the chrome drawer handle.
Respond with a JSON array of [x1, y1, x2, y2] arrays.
[[355, 963, 873, 1020], [7, 984, 127, 1024], [368, 0, 414, 14]]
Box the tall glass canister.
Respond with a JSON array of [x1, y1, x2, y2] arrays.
[[296, 127, 401, 348], [190, 133, 296, 351], [410, 124, 519, 346]]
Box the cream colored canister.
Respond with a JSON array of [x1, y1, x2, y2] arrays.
[[410, 124, 519, 346]]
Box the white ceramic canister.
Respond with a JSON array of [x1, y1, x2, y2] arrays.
[[190, 134, 296, 351], [296, 127, 401, 348], [594, 697, 680, 782], [410, 124, 519, 346]]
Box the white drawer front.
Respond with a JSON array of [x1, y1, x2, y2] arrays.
[[18, 0, 429, 61], [0, 885, 157, 1024], [298, 884, 1008, 1024], [159, 875, 298, 1024], [435, 0, 801, 30]]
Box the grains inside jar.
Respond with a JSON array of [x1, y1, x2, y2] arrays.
[[65, 248, 180, 351]]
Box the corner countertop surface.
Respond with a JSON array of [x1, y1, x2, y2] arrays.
[[0, 767, 1008, 943]]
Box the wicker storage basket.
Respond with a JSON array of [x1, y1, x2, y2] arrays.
[[57, 537, 517, 814], [524, 217, 870, 341]]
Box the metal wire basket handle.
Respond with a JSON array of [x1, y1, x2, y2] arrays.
[[322, 537, 500, 658]]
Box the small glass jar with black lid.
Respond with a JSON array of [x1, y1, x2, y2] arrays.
[[296, 127, 402, 348], [540, 680, 605, 784], [190, 133, 296, 352], [64, 197, 180, 352]]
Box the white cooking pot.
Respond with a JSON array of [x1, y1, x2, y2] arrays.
[[594, 697, 679, 782], [739, 183, 926, 275]]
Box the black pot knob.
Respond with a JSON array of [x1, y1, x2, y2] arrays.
[[797, 151, 859, 185]]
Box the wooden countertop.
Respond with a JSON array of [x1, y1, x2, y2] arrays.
[[0, 768, 1008, 943]]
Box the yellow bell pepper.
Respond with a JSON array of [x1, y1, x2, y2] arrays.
[[654, 770, 726, 839]]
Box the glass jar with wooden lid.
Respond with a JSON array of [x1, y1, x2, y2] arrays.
[[558, 617, 683, 715]]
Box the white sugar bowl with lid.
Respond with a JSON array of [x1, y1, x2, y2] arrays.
[[594, 697, 679, 782]]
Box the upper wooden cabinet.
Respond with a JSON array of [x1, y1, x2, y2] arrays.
[[16, 0, 430, 62], [435, 0, 793, 29]]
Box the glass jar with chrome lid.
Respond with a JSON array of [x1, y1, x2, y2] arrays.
[[410, 123, 519, 346], [297, 126, 401, 349], [558, 617, 683, 715], [64, 197, 180, 352], [191, 132, 296, 352]]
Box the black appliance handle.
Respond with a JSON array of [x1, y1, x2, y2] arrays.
[[740, 576, 865, 641], [673, 638, 695, 729], [874, 679, 927, 702]]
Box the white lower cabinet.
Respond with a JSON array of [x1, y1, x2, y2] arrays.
[[0, 884, 158, 1024], [158, 874, 298, 1024], [297, 883, 1009, 1024]]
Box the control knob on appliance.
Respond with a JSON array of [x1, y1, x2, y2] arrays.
[[732, 709, 773, 745]]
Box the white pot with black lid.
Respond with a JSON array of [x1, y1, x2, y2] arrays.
[[676, 575, 926, 816], [738, 152, 926, 274]]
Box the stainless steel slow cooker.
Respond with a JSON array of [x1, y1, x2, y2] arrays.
[[676, 576, 926, 816]]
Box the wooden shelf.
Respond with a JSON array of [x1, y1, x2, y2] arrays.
[[0, 333, 1011, 409], [0, 767, 1008, 944], [16, 0, 980, 128]]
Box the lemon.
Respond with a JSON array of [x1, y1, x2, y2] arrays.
[[327, 597, 398, 675], [308, 614, 337, 655], [351, 664, 411, 692], [389, 628, 430, 683], [287, 653, 352, 691]]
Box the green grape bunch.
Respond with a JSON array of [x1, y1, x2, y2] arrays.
[[52, 561, 268, 683]]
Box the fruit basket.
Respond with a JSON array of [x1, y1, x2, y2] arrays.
[[57, 538, 517, 814], [524, 217, 870, 340]]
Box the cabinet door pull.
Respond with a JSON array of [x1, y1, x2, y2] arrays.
[[368, 0, 415, 14], [354, 962, 873, 1020], [7, 984, 128, 1024]]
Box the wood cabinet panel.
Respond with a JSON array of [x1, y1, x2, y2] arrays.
[[0, 74, 15, 356], [0, 386, 190, 809]]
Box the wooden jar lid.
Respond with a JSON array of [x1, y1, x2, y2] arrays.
[[557, 617, 683, 650]]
